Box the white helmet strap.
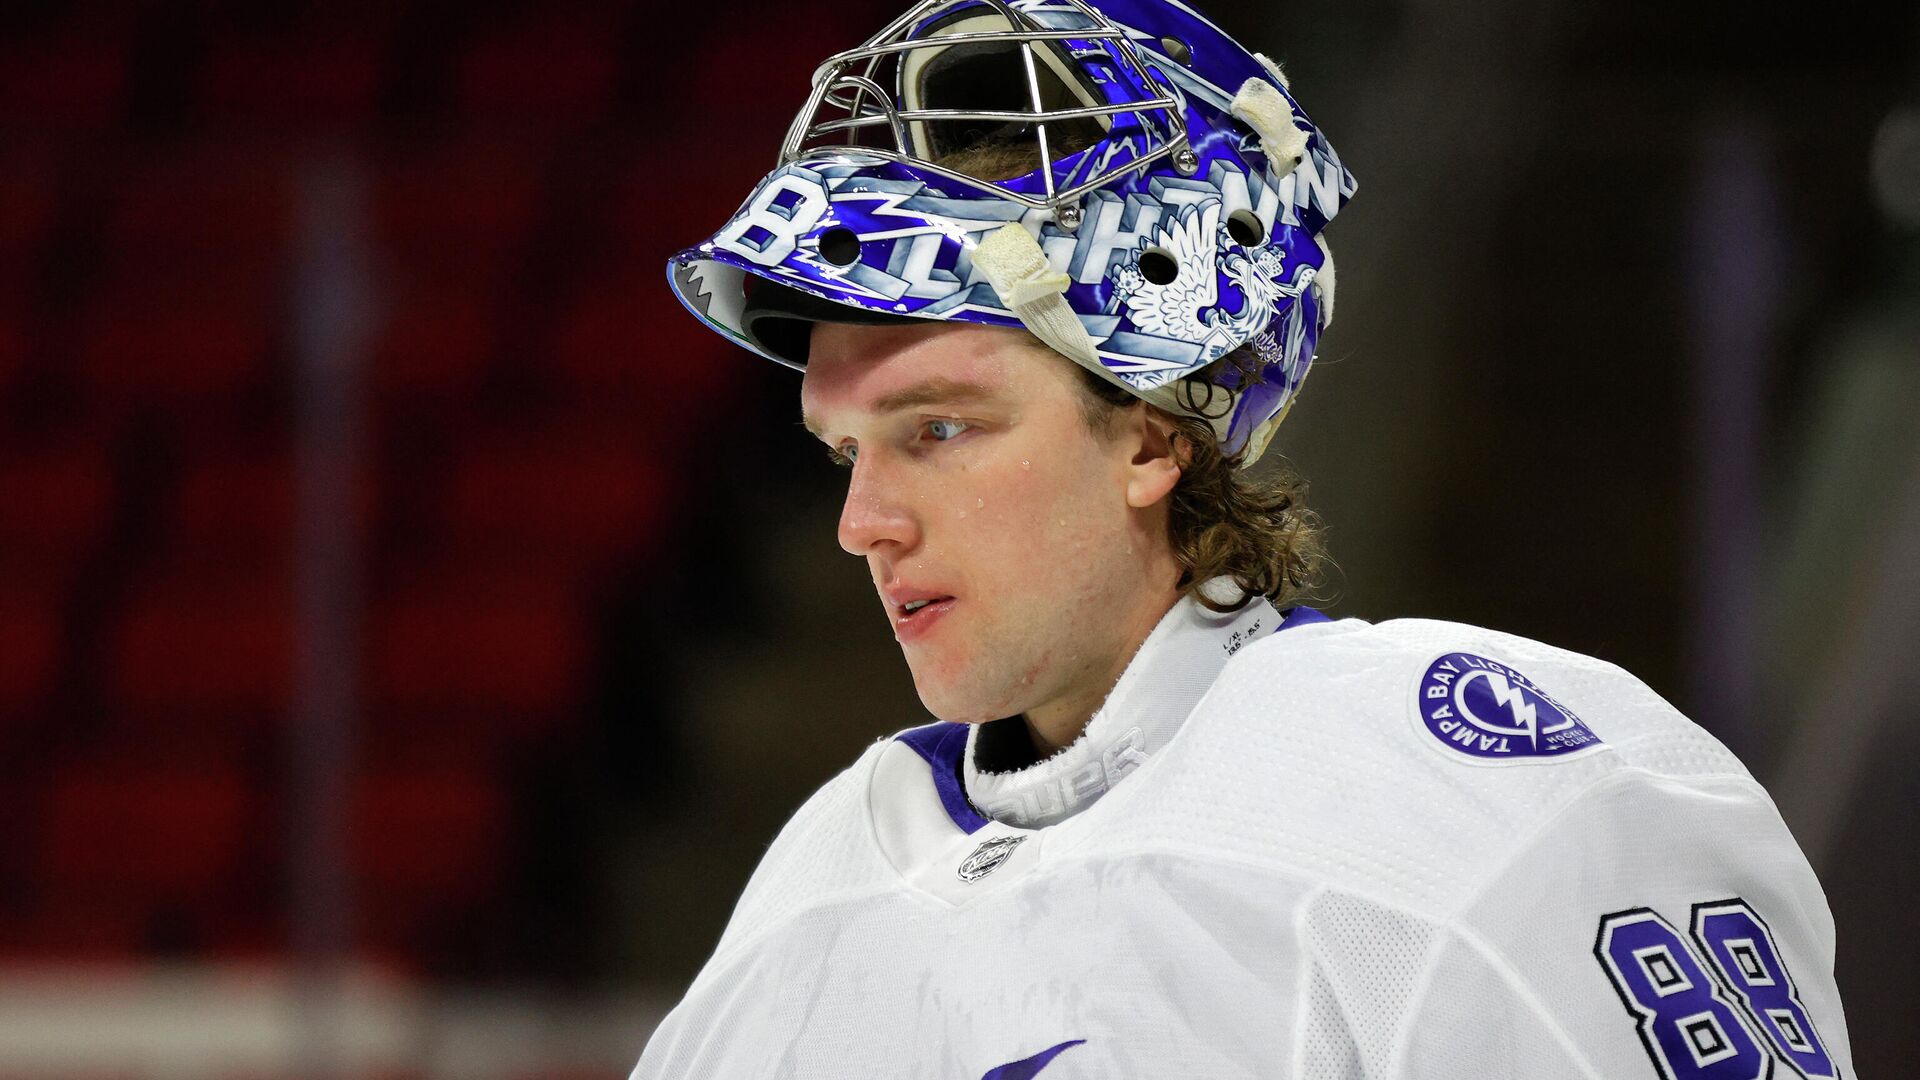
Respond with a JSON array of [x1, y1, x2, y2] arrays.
[[974, 220, 1242, 452], [974, 221, 1102, 371]]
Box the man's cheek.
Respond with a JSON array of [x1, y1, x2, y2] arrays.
[[1000, 481, 1069, 541]]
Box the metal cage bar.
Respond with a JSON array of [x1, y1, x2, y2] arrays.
[[777, 0, 1193, 220]]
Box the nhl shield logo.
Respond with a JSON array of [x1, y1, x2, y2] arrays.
[[1415, 652, 1604, 763], [957, 835, 1027, 882]]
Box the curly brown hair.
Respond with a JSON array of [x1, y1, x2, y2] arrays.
[[1072, 354, 1325, 613]]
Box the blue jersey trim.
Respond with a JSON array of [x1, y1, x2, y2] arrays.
[[1278, 604, 1330, 630], [894, 605, 1329, 834], [896, 720, 992, 835]]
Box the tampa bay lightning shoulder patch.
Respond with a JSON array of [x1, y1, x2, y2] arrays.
[[1412, 652, 1604, 764]]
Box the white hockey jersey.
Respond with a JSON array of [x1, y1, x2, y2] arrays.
[[633, 591, 1854, 1079]]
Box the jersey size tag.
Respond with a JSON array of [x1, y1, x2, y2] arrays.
[[1412, 652, 1604, 763]]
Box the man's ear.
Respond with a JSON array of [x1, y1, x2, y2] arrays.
[[1124, 406, 1183, 509]]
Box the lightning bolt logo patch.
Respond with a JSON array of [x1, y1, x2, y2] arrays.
[[1414, 652, 1604, 763]]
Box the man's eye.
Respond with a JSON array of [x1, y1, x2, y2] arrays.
[[925, 419, 970, 442], [827, 442, 857, 467]]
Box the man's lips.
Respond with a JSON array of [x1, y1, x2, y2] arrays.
[[892, 597, 955, 641], [886, 591, 956, 642], [883, 585, 953, 613]]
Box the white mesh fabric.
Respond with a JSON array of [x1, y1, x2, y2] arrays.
[[1299, 963, 1367, 1080], [1297, 890, 1441, 1078], [1400, 928, 1598, 1079]]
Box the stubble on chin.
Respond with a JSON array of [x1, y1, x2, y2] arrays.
[[905, 637, 1054, 726]]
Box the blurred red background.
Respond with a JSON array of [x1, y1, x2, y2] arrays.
[[0, 0, 1914, 1075]]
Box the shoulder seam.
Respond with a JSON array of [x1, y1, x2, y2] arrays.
[[1293, 882, 1606, 1079], [1454, 766, 1768, 919], [1288, 886, 1322, 1080], [1413, 918, 1611, 1079], [1377, 768, 1771, 1076]]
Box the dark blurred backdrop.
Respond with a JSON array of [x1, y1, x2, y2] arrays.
[[0, 0, 1914, 1075]]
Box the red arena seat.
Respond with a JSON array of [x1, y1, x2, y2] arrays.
[[372, 288, 498, 401], [169, 454, 297, 558], [0, 589, 62, 719], [368, 575, 587, 720], [0, 443, 113, 588], [444, 432, 672, 573], [162, 452, 378, 586], [548, 272, 754, 433], [76, 299, 273, 407], [108, 571, 293, 722], [0, 895, 148, 960], [40, 762, 254, 904], [101, 145, 292, 264], [352, 766, 511, 955], [354, 768, 508, 898]]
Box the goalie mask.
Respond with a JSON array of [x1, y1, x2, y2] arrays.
[[667, 0, 1356, 466]]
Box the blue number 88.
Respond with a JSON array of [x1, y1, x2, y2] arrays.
[[1595, 899, 1836, 1080]]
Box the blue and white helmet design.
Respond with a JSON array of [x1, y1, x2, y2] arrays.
[[668, 0, 1357, 466]]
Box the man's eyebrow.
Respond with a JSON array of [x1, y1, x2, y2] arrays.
[[801, 377, 998, 438]]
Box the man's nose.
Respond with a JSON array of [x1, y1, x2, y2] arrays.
[[836, 459, 919, 557]]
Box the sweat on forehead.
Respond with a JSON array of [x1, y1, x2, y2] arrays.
[[799, 322, 1042, 436]]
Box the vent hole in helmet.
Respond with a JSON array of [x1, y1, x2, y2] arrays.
[[1139, 247, 1179, 285], [1226, 209, 1266, 247], [818, 228, 862, 267], [1160, 37, 1193, 66]]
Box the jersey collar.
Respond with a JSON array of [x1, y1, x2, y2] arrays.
[[956, 582, 1321, 828]]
